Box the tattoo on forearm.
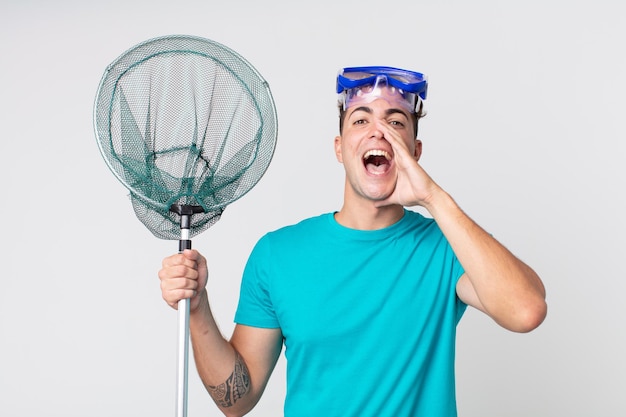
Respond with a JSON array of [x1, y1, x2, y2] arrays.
[[207, 352, 251, 408]]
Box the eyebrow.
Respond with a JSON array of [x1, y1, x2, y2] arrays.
[[348, 106, 410, 120]]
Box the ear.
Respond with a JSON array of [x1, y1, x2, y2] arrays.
[[334, 135, 344, 163], [414, 139, 423, 161]]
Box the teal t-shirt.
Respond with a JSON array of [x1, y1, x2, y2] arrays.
[[235, 210, 466, 416]]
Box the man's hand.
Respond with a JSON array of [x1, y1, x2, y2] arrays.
[[374, 121, 440, 209], [158, 249, 208, 312]]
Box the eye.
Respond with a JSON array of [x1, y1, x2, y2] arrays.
[[388, 119, 405, 128]]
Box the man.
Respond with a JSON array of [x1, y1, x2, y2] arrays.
[[159, 66, 547, 417]]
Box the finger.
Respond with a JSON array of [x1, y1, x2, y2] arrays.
[[162, 252, 198, 270], [160, 277, 199, 306], [162, 287, 198, 308], [180, 250, 208, 286], [193, 250, 207, 269], [182, 248, 204, 262], [377, 120, 403, 142], [378, 122, 412, 159], [160, 276, 199, 291], [181, 250, 206, 276], [194, 251, 208, 277], [161, 280, 198, 301], [158, 261, 200, 287]]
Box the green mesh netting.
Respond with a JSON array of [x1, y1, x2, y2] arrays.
[[94, 35, 278, 239]]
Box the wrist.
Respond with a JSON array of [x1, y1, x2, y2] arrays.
[[190, 291, 211, 318], [422, 186, 456, 218]]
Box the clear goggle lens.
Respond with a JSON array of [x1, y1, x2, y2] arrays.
[[341, 75, 419, 112]]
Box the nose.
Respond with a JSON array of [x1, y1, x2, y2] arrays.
[[369, 123, 384, 139]]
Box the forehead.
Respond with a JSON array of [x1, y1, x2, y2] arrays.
[[346, 97, 412, 119]]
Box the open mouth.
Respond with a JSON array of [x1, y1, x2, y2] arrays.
[[363, 149, 392, 175]]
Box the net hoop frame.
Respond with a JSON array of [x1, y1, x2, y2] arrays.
[[93, 34, 278, 214]]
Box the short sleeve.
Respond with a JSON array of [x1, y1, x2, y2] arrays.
[[234, 234, 281, 328], [449, 241, 467, 323]]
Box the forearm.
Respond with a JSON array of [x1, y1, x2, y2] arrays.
[[424, 187, 547, 332], [189, 296, 256, 416]]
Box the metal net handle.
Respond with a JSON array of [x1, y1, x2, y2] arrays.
[[171, 204, 204, 417]]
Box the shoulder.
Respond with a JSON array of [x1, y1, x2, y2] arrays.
[[400, 209, 438, 233], [396, 209, 450, 247], [248, 213, 333, 251], [245, 213, 333, 270], [265, 213, 333, 240]]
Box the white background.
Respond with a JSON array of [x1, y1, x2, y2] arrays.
[[1, 1, 624, 416]]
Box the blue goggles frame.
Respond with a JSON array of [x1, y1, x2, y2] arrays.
[[336, 66, 428, 100]]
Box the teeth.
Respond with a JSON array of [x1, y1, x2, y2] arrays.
[[363, 149, 391, 160]]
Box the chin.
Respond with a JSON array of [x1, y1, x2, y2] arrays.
[[362, 187, 394, 202]]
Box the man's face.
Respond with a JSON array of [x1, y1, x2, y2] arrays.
[[334, 93, 421, 204]]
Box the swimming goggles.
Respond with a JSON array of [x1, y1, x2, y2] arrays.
[[337, 66, 428, 113]]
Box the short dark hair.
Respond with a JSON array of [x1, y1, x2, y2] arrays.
[[337, 101, 426, 138]]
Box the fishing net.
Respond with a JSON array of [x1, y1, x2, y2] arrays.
[[93, 35, 278, 416], [94, 35, 278, 240]]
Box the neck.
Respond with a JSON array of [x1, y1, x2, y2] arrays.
[[334, 202, 405, 230]]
